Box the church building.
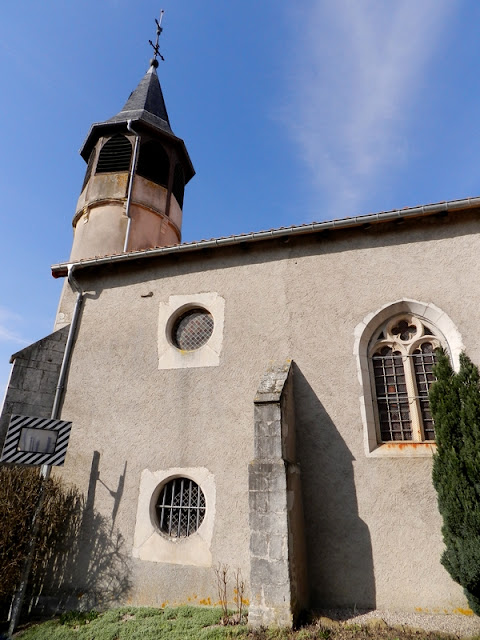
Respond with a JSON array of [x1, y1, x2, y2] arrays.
[[2, 40, 480, 626]]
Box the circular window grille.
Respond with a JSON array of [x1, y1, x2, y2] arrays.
[[173, 309, 214, 351], [156, 478, 206, 538]]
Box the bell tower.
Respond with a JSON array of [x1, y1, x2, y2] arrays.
[[70, 16, 194, 261]]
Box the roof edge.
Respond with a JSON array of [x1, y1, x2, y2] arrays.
[[51, 195, 480, 278]]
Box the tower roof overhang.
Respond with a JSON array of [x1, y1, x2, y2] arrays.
[[79, 115, 195, 185]]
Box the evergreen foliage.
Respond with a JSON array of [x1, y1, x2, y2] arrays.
[[430, 349, 480, 615]]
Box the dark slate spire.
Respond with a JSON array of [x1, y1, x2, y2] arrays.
[[78, 10, 194, 184], [79, 65, 194, 183], [105, 65, 173, 135]]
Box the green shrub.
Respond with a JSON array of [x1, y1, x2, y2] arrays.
[[430, 350, 480, 614], [59, 609, 99, 626]]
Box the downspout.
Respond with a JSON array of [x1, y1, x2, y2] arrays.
[[41, 264, 84, 477], [124, 120, 141, 252]]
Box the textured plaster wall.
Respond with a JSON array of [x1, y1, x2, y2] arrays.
[[54, 210, 480, 612], [70, 202, 128, 261]]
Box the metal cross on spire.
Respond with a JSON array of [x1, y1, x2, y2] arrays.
[[149, 10, 165, 68]]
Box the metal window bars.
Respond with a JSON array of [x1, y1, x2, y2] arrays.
[[156, 478, 206, 537], [173, 309, 214, 351], [372, 344, 438, 442], [372, 349, 412, 441]]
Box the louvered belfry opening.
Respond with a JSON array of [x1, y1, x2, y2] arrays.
[[156, 478, 206, 538], [96, 134, 133, 173], [136, 140, 170, 188], [81, 149, 96, 192], [173, 163, 185, 208]]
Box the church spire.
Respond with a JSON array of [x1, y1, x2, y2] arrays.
[[99, 64, 172, 143], [99, 11, 173, 138], [69, 14, 194, 262], [115, 65, 171, 133]]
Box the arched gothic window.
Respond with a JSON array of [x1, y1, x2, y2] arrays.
[[369, 315, 442, 443]]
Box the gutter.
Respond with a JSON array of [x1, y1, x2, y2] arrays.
[[50, 266, 84, 419], [51, 195, 480, 278]]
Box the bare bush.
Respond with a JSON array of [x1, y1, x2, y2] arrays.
[[214, 563, 229, 624], [233, 568, 246, 624], [213, 563, 247, 625], [0, 465, 82, 619]]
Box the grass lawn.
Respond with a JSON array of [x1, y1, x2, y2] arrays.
[[12, 606, 473, 640]]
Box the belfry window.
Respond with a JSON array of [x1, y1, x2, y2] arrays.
[[81, 149, 96, 192], [172, 163, 185, 208], [369, 315, 441, 442], [96, 134, 132, 173], [137, 140, 170, 188]]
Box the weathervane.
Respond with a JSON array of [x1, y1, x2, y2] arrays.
[[149, 10, 165, 68]]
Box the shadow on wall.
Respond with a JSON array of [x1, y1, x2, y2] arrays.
[[293, 364, 375, 610], [87, 451, 127, 534], [29, 453, 132, 615]]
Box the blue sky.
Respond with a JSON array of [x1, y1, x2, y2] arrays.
[[1, 0, 480, 394]]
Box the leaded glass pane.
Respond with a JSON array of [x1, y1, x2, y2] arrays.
[[372, 347, 412, 441], [412, 342, 437, 440]]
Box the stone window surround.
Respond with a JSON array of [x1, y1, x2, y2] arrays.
[[132, 467, 215, 567], [158, 292, 225, 370], [354, 300, 464, 458]]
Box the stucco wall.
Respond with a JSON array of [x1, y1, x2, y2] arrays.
[[54, 210, 480, 612]]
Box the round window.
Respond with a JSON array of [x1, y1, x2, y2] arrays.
[[156, 477, 206, 538], [173, 308, 214, 351]]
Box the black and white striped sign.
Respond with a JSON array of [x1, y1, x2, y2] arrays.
[[1, 415, 72, 466]]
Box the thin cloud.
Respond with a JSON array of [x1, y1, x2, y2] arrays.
[[282, 1, 456, 218], [0, 308, 29, 347]]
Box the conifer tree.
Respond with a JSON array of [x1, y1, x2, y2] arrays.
[[430, 349, 480, 615]]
